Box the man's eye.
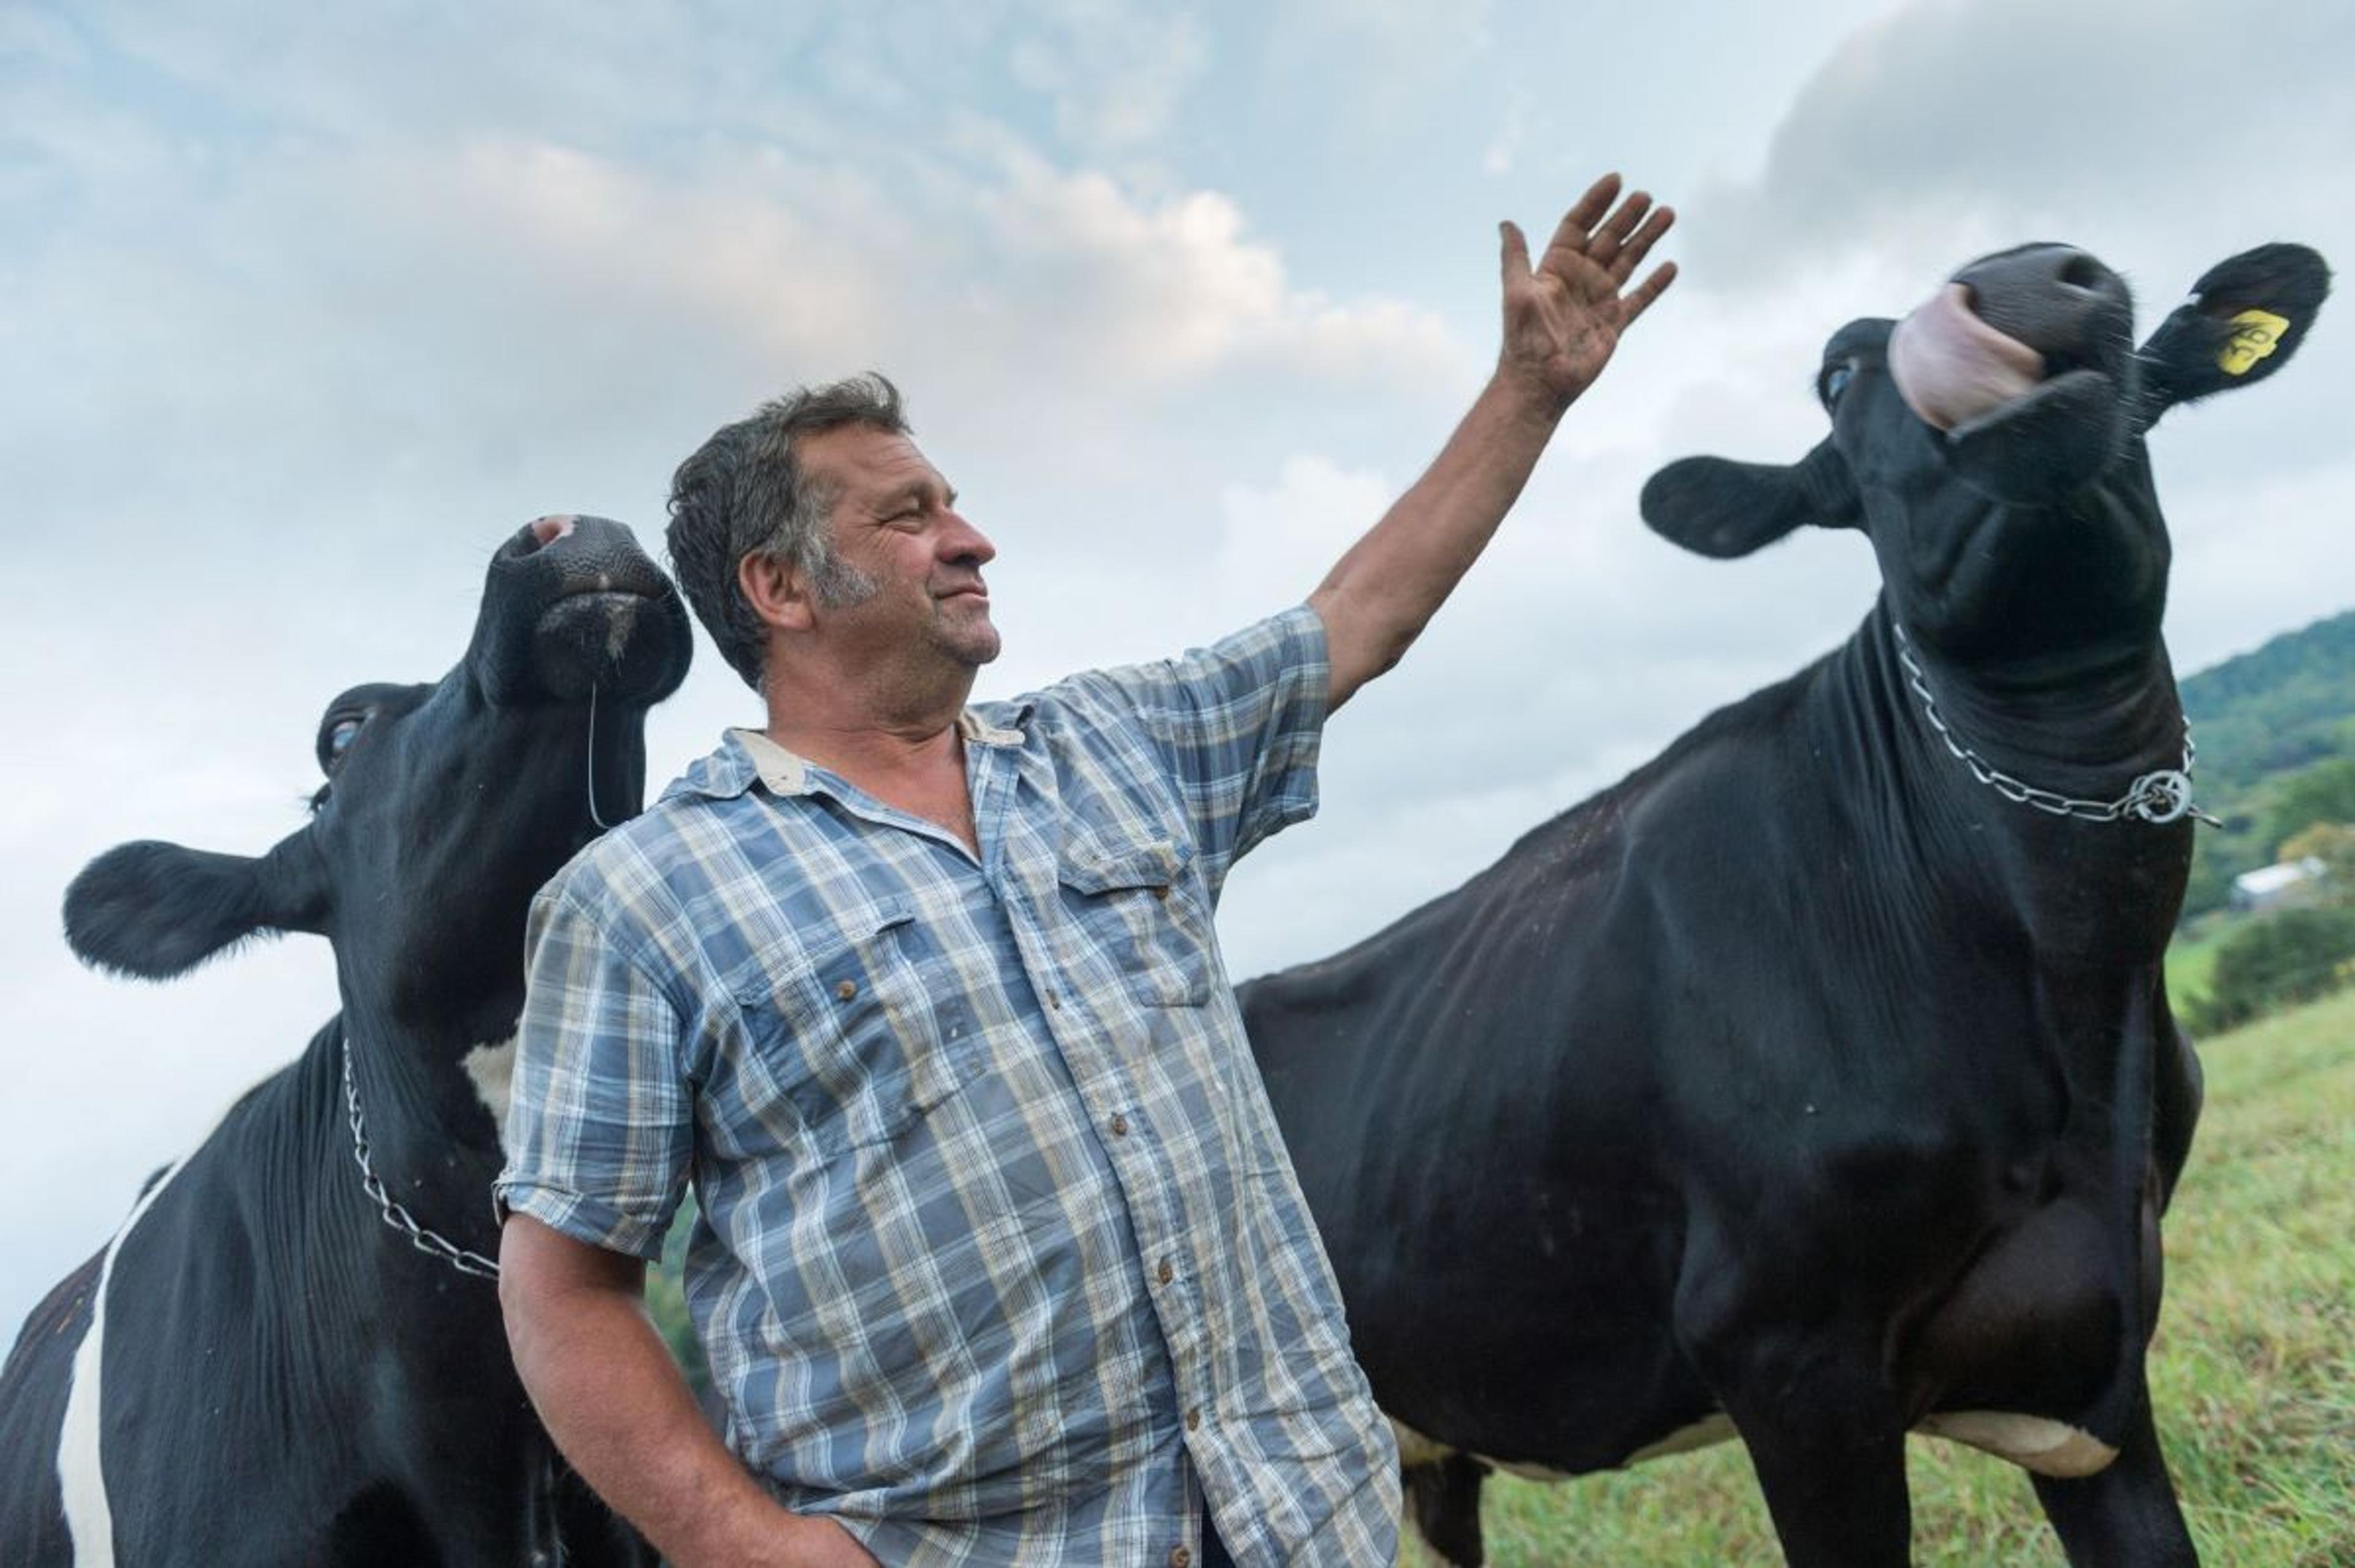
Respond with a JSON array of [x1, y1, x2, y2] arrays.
[[1821, 364, 1855, 407]]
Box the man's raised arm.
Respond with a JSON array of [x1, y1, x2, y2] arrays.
[[1308, 172, 1676, 711]]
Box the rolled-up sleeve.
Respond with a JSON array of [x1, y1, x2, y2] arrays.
[[493, 876, 693, 1262], [1073, 604, 1330, 895]]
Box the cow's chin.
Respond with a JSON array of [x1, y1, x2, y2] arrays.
[[1942, 368, 2130, 506], [529, 591, 691, 703]]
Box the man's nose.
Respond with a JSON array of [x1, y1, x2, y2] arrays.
[[940, 508, 996, 566]]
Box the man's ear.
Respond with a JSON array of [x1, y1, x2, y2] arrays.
[[1641, 438, 1861, 559], [738, 549, 816, 633], [2137, 243, 2330, 423], [64, 831, 329, 981]]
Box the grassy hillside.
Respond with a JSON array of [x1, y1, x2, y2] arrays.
[[1465, 987, 2355, 1567]]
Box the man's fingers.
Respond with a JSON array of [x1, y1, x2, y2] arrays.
[[1607, 206, 1676, 285], [1499, 220, 1533, 288], [1541, 172, 1623, 264], [1620, 260, 1680, 326], [1583, 191, 1653, 272]]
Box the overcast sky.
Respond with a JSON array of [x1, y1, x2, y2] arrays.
[[5, 0, 2350, 1334]]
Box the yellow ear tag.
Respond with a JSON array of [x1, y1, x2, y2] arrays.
[[2218, 308, 2291, 375]]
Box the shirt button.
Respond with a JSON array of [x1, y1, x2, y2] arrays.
[[1109, 1113, 1130, 1137], [835, 979, 857, 1001], [1156, 1258, 1174, 1286], [1045, 989, 1062, 1009], [1185, 1407, 1201, 1432], [1170, 1550, 1192, 1568], [1152, 884, 1171, 901]]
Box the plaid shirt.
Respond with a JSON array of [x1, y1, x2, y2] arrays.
[[496, 606, 1398, 1567]]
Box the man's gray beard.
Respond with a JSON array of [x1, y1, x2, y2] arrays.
[[819, 560, 998, 667], [810, 556, 880, 609]]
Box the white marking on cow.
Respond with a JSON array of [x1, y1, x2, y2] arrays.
[[56, 1149, 204, 1567], [600, 597, 638, 664], [1916, 1410, 2118, 1477], [1624, 1413, 1740, 1464], [1389, 1418, 1451, 1469], [463, 1036, 518, 1149], [1393, 1407, 2114, 1485]]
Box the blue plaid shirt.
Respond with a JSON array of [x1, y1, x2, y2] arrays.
[[496, 607, 1398, 1567]]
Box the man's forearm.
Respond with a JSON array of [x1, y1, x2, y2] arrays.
[[1308, 178, 1675, 711], [499, 1217, 871, 1568], [1308, 370, 1561, 709]]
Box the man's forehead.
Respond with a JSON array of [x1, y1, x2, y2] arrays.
[[798, 424, 947, 498]]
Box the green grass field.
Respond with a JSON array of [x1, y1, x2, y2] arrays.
[[2165, 918, 2227, 1013], [1455, 986, 2355, 1567]]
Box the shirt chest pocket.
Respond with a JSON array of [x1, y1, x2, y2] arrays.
[[1055, 828, 1216, 1009], [726, 901, 981, 1154]]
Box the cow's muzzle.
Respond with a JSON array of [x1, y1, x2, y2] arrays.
[[1891, 245, 2135, 503], [477, 516, 694, 705]]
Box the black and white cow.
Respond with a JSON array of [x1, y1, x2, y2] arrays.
[[0, 516, 691, 1566], [1242, 242, 2329, 1567]]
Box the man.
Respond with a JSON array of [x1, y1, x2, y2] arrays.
[[496, 173, 1675, 1568]]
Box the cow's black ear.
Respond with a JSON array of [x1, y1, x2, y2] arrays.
[[64, 833, 329, 980], [1641, 439, 1859, 559], [2138, 243, 2330, 421]]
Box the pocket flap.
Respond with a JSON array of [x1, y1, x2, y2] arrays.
[[726, 896, 915, 1007], [1056, 831, 1192, 897]]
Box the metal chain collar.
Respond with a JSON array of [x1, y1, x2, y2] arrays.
[[1891, 623, 2219, 828], [341, 1038, 502, 1280]]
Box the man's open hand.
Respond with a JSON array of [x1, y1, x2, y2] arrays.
[[1499, 172, 1677, 413]]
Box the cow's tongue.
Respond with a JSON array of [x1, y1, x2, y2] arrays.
[[1888, 283, 2047, 431]]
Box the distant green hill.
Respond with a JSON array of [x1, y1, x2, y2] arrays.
[[2178, 608, 2355, 919]]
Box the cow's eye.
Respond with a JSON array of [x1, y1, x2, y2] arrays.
[[319, 712, 369, 775], [1821, 362, 1855, 408]]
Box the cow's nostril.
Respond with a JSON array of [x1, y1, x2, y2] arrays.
[[524, 515, 578, 553], [2057, 253, 2104, 292]]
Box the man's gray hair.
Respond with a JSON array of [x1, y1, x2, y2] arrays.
[[665, 373, 908, 689]]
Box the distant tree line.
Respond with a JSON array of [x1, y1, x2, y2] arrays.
[[2178, 610, 2355, 920], [2182, 822, 2355, 1036], [2169, 610, 2355, 1034]]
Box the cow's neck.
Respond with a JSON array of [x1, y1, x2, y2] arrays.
[[331, 1007, 513, 1261], [1868, 604, 2186, 796], [1823, 605, 2192, 963]]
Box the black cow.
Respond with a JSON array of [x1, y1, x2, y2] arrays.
[[0, 516, 691, 1566], [1243, 242, 2328, 1567]]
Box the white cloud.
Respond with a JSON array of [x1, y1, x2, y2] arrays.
[[1211, 453, 1398, 618], [1480, 87, 1533, 177], [1008, 2, 1207, 150], [1687, 0, 2355, 292]]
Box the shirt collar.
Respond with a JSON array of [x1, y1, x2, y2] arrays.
[[667, 709, 1030, 803]]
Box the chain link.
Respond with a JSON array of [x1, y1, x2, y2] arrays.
[[1892, 624, 2219, 828], [342, 1038, 502, 1281]]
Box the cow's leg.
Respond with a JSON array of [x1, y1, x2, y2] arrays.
[[2031, 1383, 2198, 1567], [1701, 1334, 1913, 1567], [1401, 1452, 1490, 1567]]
